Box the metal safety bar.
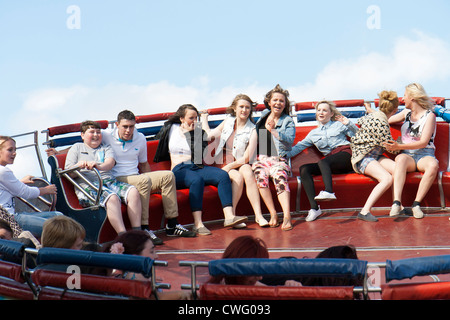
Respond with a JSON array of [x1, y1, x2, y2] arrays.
[[12, 130, 47, 179], [57, 166, 103, 207], [15, 177, 56, 213]]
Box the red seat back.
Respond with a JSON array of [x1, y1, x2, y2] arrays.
[[32, 269, 153, 299], [199, 283, 354, 300]]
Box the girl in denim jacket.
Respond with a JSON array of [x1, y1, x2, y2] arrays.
[[286, 101, 358, 222], [253, 84, 295, 231]]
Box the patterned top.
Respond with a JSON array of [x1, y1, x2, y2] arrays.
[[401, 110, 435, 150], [350, 111, 398, 171]]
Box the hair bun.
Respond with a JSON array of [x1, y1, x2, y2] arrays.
[[379, 90, 397, 101]]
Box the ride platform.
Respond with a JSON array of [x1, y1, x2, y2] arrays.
[[154, 208, 450, 298]]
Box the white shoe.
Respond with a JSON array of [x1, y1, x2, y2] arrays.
[[314, 191, 336, 201], [389, 203, 402, 217], [412, 206, 424, 219], [306, 207, 322, 222], [255, 217, 270, 228], [224, 216, 248, 227]]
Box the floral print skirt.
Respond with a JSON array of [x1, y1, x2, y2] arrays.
[[252, 155, 291, 194]]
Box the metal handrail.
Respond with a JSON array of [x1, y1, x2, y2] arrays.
[[57, 166, 103, 207], [16, 177, 56, 213], [12, 130, 47, 179]]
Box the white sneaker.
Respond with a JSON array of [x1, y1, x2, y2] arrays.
[[412, 206, 424, 219], [314, 190, 336, 201], [306, 207, 322, 222], [389, 203, 402, 217]]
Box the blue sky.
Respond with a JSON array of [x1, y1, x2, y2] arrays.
[[1, 0, 450, 177]]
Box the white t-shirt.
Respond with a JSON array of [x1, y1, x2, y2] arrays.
[[168, 124, 191, 156], [400, 110, 436, 150], [101, 127, 148, 177], [0, 166, 40, 214]]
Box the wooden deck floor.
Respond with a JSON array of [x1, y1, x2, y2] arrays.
[[153, 209, 450, 294]]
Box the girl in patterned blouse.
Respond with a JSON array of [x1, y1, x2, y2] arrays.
[[350, 91, 399, 222]]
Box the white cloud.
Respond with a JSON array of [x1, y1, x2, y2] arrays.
[[16, 31, 450, 134], [16, 79, 268, 134], [289, 31, 450, 101], [9, 31, 450, 179]]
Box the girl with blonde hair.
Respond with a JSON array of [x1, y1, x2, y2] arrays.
[[286, 101, 358, 221], [384, 83, 438, 218], [0, 136, 61, 236]]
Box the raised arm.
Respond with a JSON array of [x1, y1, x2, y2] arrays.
[[200, 111, 225, 141]]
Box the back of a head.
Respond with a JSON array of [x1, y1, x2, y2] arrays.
[[104, 229, 151, 256], [316, 245, 358, 259], [41, 215, 86, 249], [208, 236, 269, 285], [378, 90, 399, 115], [222, 235, 269, 259]]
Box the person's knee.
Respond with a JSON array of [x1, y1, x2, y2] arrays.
[[106, 194, 121, 208], [299, 165, 311, 178], [119, 175, 151, 190], [427, 160, 439, 175], [231, 172, 244, 185], [189, 175, 204, 188], [380, 172, 393, 187], [127, 187, 141, 203], [395, 154, 410, 167]]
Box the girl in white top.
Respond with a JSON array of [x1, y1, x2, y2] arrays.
[[0, 136, 60, 236], [201, 94, 269, 227], [384, 83, 439, 219]]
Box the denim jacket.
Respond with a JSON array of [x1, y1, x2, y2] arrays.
[[287, 120, 358, 158], [256, 109, 295, 158]]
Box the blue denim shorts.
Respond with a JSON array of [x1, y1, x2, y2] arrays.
[[401, 148, 437, 164], [355, 147, 385, 174]]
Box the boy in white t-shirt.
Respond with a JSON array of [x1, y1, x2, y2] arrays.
[[64, 121, 142, 235], [102, 110, 196, 244]]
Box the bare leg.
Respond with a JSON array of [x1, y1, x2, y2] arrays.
[[415, 156, 439, 202], [258, 187, 278, 227], [126, 187, 142, 229], [192, 210, 204, 229], [277, 190, 292, 230], [240, 165, 267, 225], [361, 160, 393, 215], [392, 154, 416, 203], [228, 169, 244, 213], [105, 195, 126, 234]]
